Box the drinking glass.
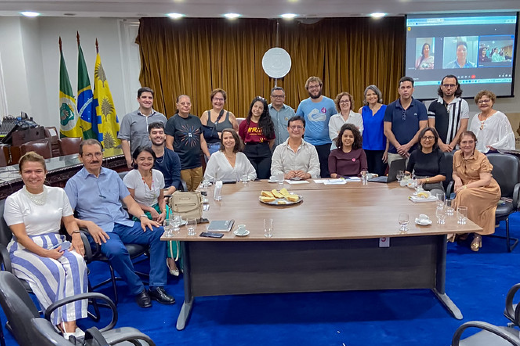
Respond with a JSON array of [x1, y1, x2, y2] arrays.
[[396, 170, 404, 182], [457, 206, 468, 225], [172, 215, 182, 234], [398, 213, 409, 233], [361, 170, 368, 185], [187, 218, 197, 236], [163, 219, 173, 237], [436, 206, 446, 225], [264, 218, 273, 238], [241, 174, 249, 185], [445, 199, 454, 216], [435, 193, 445, 209], [276, 173, 284, 185], [404, 172, 411, 181]]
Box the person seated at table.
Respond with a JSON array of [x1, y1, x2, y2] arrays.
[[468, 90, 515, 153], [123, 147, 180, 276], [204, 128, 257, 182], [238, 96, 275, 179], [451, 131, 501, 251], [328, 123, 367, 178], [271, 115, 320, 179], [4, 152, 87, 340], [405, 127, 446, 195]]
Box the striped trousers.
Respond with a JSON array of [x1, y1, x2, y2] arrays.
[[8, 233, 88, 325]]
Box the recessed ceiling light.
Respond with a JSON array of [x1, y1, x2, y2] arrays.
[[224, 13, 241, 19], [370, 12, 387, 19], [281, 13, 297, 19], [167, 13, 185, 19], [20, 11, 40, 17]]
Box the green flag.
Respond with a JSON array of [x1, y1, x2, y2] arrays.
[[59, 37, 82, 138]]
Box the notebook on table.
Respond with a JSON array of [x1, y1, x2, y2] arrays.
[[368, 158, 406, 183], [206, 219, 235, 232]]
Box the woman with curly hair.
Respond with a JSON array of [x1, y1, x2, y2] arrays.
[[328, 123, 367, 178]]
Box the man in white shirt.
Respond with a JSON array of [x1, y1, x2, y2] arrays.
[[271, 116, 320, 179]]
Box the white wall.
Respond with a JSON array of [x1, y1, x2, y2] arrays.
[[0, 16, 518, 130]]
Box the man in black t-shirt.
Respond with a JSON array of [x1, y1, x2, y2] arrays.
[[148, 122, 182, 195], [165, 95, 210, 191], [427, 75, 469, 152]]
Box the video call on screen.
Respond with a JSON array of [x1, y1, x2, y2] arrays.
[[405, 12, 518, 100]]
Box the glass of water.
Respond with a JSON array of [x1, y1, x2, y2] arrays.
[[396, 170, 404, 182], [187, 218, 197, 236], [264, 218, 273, 238], [436, 206, 446, 225], [398, 213, 409, 233], [163, 219, 173, 237], [172, 215, 182, 234], [445, 199, 454, 216], [241, 174, 249, 185], [435, 193, 445, 209], [457, 206, 468, 225]]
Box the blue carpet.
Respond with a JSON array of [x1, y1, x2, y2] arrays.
[[2, 214, 520, 345]]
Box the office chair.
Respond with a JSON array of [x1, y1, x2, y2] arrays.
[[58, 137, 82, 156], [20, 139, 52, 159]]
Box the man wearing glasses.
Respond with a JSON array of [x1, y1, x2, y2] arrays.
[[427, 75, 469, 152], [269, 87, 295, 148], [384, 76, 428, 165], [295, 76, 336, 177], [271, 115, 320, 180], [65, 139, 175, 309]]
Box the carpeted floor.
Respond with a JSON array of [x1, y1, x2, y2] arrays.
[[2, 214, 520, 346]]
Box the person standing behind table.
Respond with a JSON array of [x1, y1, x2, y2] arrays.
[[468, 90, 515, 153], [328, 124, 367, 178], [149, 122, 181, 195], [205, 128, 257, 182], [451, 131, 501, 251], [358, 85, 388, 177], [445, 41, 476, 68], [405, 127, 446, 196], [65, 139, 175, 308], [269, 87, 295, 148], [329, 92, 363, 150], [165, 95, 210, 191], [428, 75, 469, 153], [239, 97, 275, 179], [200, 88, 239, 156], [119, 87, 167, 169], [384, 76, 428, 166], [4, 152, 87, 340], [271, 115, 320, 180], [295, 76, 336, 177]]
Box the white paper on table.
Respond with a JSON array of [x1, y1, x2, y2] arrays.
[[409, 196, 438, 203], [347, 177, 361, 181], [313, 179, 327, 183], [323, 179, 347, 185], [286, 180, 310, 184]]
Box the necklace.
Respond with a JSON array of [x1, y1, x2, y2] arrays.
[[22, 186, 47, 206]]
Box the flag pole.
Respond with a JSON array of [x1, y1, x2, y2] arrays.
[[59, 36, 62, 52], [95, 38, 99, 54], [77, 31, 80, 46]]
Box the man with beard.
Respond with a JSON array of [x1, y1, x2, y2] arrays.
[[384, 76, 428, 165], [295, 77, 336, 177], [119, 87, 167, 169], [148, 122, 182, 195], [427, 75, 469, 152], [165, 95, 210, 191], [65, 139, 175, 308]]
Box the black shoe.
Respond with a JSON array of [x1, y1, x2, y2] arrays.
[[135, 289, 152, 308], [149, 287, 175, 305]]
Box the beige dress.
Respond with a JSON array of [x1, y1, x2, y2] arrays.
[[452, 150, 501, 235]]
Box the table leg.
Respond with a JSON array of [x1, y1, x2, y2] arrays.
[[176, 241, 195, 330], [433, 235, 463, 320]]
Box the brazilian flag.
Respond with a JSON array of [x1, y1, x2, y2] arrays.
[[77, 40, 96, 139], [59, 40, 82, 138]]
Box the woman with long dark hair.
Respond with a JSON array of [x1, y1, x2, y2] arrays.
[[238, 96, 275, 179], [415, 43, 434, 70]]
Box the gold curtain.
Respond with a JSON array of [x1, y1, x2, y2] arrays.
[[137, 17, 405, 119]]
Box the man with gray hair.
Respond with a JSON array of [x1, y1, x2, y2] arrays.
[[269, 86, 295, 148]]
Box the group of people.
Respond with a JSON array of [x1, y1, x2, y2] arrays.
[[2, 75, 515, 340]]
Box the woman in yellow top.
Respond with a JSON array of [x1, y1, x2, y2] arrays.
[[451, 131, 501, 251]]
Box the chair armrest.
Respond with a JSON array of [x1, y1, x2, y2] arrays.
[[513, 183, 520, 210], [446, 181, 454, 197], [45, 292, 118, 332], [103, 327, 156, 346], [0, 244, 12, 272], [505, 283, 520, 324], [452, 321, 520, 346], [79, 229, 94, 262]]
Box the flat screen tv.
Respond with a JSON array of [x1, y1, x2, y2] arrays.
[[405, 12, 518, 100]]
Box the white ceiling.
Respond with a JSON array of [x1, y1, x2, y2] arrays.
[[0, 0, 519, 18]]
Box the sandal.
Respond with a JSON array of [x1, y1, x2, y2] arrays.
[[447, 234, 456, 242], [471, 234, 482, 252], [167, 258, 180, 276]]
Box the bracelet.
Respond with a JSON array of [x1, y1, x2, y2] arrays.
[[426, 178, 430, 183], [71, 230, 81, 234], [139, 214, 147, 219]]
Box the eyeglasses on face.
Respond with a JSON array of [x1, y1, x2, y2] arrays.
[[339, 100, 351, 104], [289, 125, 304, 130], [478, 99, 491, 104], [421, 136, 435, 140], [83, 152, 103, 159], [271, 94, 285, 98]]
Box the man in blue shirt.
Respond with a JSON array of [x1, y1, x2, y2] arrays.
[[384, 76, 428, 166], [295, 76, 336, 177], [269, 87, 295, 148], [65, 139, 175, 308], [149, 122, 182, 194]]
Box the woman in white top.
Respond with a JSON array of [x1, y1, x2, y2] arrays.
[[468, 90, 515, 153], [204, 128, 257, 182], [329, 92, 363, 150], [3, 152, 87, 340]]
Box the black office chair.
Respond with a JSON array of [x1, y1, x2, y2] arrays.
[[504, 283, 520, 326], [452, 321, 520, 345], [486, 153, 520, 252], [443, 151, 454, 192], [0, 271, 155, 346]]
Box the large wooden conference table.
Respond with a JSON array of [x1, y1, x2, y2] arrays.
[[162, 179, 482, 330]]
